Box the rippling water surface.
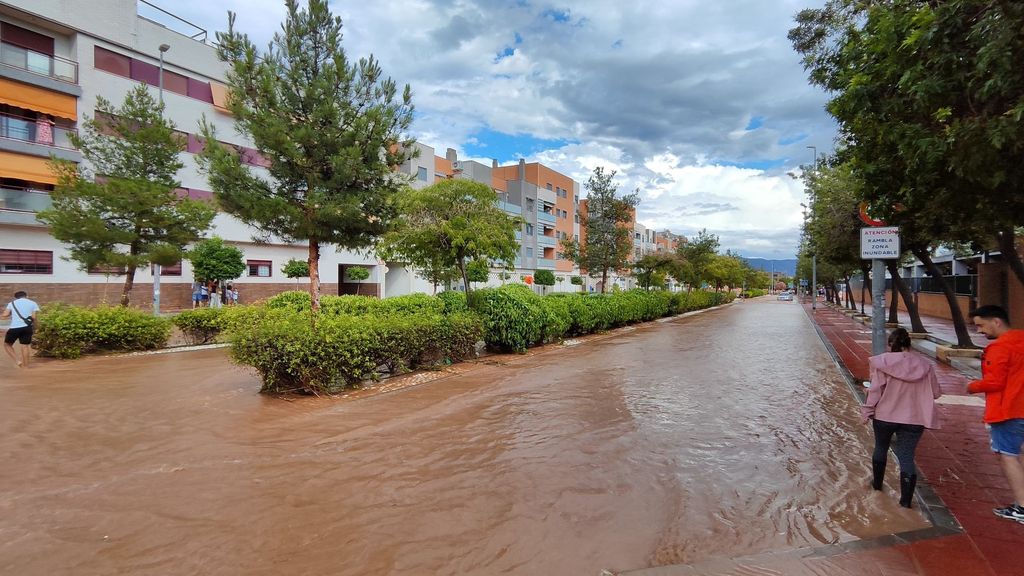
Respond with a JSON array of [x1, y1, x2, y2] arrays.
[[0, 299, 928, 575]]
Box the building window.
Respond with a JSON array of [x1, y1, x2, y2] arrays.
[[94, 46, 131, 77], [525, 223, 534, 236], [546, 183, 552, 190], [417, 166, 428, 181], [247, 259, 272, 277], [526, 247, 533, 258], [150, 261, 182, 276], [574, 214, 579, 223], [0, 249, 52, 274], [88, 264, 127, 275], [526, 198, 535, 212]]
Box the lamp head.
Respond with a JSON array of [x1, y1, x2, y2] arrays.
[[159, 44, 170, 53]]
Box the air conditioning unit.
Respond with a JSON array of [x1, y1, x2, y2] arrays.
[[452, 161, 463, 170]]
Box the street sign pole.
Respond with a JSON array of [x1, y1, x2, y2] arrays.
[[861, 225, 900, 356], [871, 258, 886, 355]]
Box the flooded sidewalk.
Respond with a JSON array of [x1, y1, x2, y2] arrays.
[[0, 299, 928, 575]]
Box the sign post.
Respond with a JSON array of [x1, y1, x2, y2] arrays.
[[861, 226, 900, 355]]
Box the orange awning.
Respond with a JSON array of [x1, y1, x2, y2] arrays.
[[0, 78, 77, 121], [0, 151, 59, 185], [209, 82, 231, 114]]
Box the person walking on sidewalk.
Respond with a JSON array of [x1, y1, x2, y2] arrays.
[[966, 304, 1024, 523], [862, 328, 942, 508], [2, 290, 40, 369]]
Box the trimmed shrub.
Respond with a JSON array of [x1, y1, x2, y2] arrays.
[[265, 291, 446, 317], [437, 290, 469, 314], [538, 295, 571, 343], [172, 307, 225, 345], [473, 284, 543, 352], [34, 304, 172, 359], [229, 309, 484, 394]]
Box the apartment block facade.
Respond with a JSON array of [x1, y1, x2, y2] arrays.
[[0, 0, 386, 308]]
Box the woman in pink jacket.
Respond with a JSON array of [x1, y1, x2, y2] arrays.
[[861, 328, 942, 508]]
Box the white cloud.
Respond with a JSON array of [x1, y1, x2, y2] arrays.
[[162, 0, 833, 258]]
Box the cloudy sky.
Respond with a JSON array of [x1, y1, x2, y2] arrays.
[[149, 0, 835, 260]]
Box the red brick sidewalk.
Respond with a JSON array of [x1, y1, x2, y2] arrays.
[[806, 302, 1024, 576]]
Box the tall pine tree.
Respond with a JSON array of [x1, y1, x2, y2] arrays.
[[198, 0, 415, 312]]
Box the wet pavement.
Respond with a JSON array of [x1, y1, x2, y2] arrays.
[[0, 298, 931, 575]]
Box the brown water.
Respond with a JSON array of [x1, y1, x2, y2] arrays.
[[0, 299, 928, 575]]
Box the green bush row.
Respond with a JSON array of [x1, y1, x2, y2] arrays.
[[33, 304, 172, 359], [265, 291, 446, 317], [230, 309, 483, 394], [471, 285, 734, 352]]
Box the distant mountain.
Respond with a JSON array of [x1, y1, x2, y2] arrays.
[[743, 257, 797, 277]]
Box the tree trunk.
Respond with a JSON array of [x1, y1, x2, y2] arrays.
[[912, 247, 974, 347], [601, 268, 609, 294], [308, 240, 321, 314], [888, 276, 899, 324], [888, 261, 926, 333], [120, 265, 137, 307], [996, 228, 1024, 291], [844, 276, 855, 309], [458, 255, 471, 297]]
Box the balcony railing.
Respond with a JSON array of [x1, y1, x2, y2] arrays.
[[538, 211, 556, 224], [0, 186, 52, 212], [537, 235, 557, 247], [0, 41, 78, 84], [497, 200, 521, 214], [537, 258, 556, 269], [0, 111, 77, 149]]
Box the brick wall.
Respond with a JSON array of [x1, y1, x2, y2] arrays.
[[0, 282, 344, 310]]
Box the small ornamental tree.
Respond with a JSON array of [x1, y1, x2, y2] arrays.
[[198, 0, 415, 312], [282, 258, 310, 279], [533, 269, 555, 294], [40, 85, 215, 306], [466, 258, 490, 285], [570, 275, 584, 291], [188, 237, 246, 284], [378, 179, 520, 296], [345, 266, 370, 282], [559, 167, 639, 293]]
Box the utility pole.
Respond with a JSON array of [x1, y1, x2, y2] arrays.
[[153, 43, 170, 316], [806, 145, 818, 310]]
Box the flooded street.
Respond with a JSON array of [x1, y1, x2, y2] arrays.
[[0, 299, 929, 575]]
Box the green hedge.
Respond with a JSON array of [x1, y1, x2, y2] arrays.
[[33, 304, 172, 359], [230, 310, 483, 394], [265, 291, 446, 316], [472, 284, 544, 352]]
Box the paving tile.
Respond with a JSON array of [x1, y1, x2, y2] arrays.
[[905, 535, 994, 576]]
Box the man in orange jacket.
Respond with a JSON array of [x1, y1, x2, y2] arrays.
[[968, 305, 1024, 523]]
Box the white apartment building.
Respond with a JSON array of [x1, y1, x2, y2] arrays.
[[0, 0, 386, 308]]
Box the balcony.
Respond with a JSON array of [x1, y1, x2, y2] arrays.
[[537, 258, 555, 269], [0, 111, 76, 150], [497, 200, 521, 215], [0, 41, 78, 84], [537, 235, 557, 247], [0, 185, 52, 214], [537, 211, 556, 225]]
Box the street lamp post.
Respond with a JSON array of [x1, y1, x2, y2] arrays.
[[153, 43, 170, 317], [806, 145, 818, 310]]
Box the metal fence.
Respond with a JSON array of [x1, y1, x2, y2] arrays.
[[885, 274, 976, 296]]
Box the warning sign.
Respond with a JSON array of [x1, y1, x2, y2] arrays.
[[861, 226, 900, 259]]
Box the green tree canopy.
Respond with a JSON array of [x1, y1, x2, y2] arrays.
[[188, 237, 246, 283], [533, 269, 555, 293], [633, 253, 679, 291], [559, 167, 639, 293], [281, 258, 310, 279], [466, 258, 490, 284], [39, 85, 215, 306], [198, 0, 415, 312], [377, 179, 521, 295], [676, 229, 719, 291]]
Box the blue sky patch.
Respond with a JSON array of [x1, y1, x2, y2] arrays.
[[542, 8, 570, 22], [745, 116, 764, 130], [464, 127, 576, 163], [717, 158, 787, 171], [612, 39, 623, 48], [777, 132, 808, 145], [495, 46, 515, 62], [514, 32, 523, 44]]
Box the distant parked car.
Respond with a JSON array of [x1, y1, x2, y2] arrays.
[[777, 291, 793, 301]]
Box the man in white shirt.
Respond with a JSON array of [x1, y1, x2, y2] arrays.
[[2, 290, 40, 368]]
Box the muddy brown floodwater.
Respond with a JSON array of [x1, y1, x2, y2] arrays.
[[0, 299, 929, 575]]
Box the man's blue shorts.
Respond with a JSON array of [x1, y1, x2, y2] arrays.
[[989, 418, 1024, 456]]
